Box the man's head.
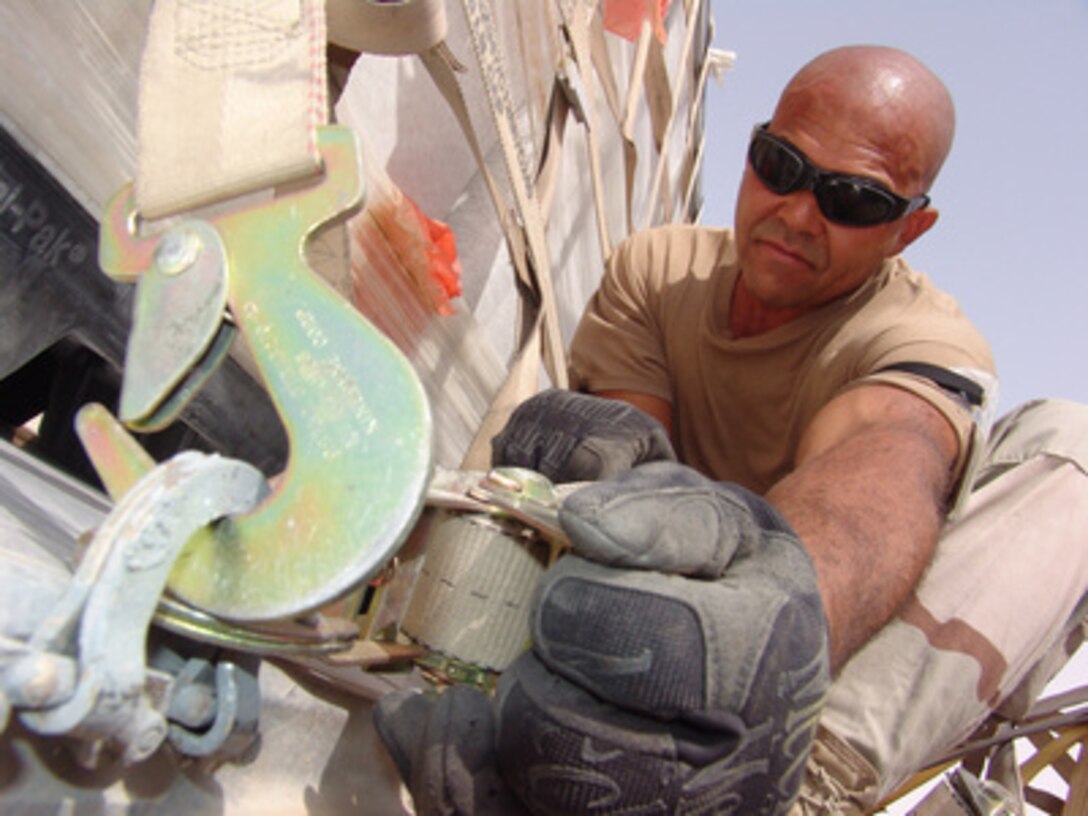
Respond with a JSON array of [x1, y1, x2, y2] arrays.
[[732, 45, 955, 329]]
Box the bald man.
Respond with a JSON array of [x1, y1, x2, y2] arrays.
[[376, 46, 1088, 814], [575, 45, 970, 672]]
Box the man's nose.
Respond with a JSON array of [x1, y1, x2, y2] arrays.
[[775, 189, 824, 234]]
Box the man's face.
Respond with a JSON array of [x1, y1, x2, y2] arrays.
[[734, 114, 923, 314]]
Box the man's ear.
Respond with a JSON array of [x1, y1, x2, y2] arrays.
[[892, 207, 939, 254]]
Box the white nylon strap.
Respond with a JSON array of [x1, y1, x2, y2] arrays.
[[559, 0, 614, 261], [536, 78, 573, 221], [321, 3, 553, 468], [589, 10, 624, 129], [400, 509, 547, 671], [645, 32, 672, 153], [679, 133, 706, 218], [322, 2, 565, 466], [620, 20, 653, 235], [136, 0, 327, 220], [678, 47, 732, 219], [644, 34, 673, 220], [458, 0, 568, 394], [642, 0, 703, 226], [419, 45, 537, 301]]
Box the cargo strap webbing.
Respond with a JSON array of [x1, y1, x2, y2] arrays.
[[325, 2, 721, 475], [434, 0, 580, 469], [417, 46, 536, 309], [406, 41, 555, 469], [324, 1, 532, 309], [589, 10, 624, 130], [400, 511, 548, 671], [620, 21, 653, 235], [558, 0, 613, 261], [136, 0, 328, 221], [329, 2, 571, 470], [642, 0, 702, 227], [678, 46, 735, 217], [135, 0, 359, 360], [332, 1, 573, 459], [457, 0, 568, 393]]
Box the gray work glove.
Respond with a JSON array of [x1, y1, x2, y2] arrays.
[[373, 685, 526, 815], [375, 462, 829, 815], [495, 461, 831, 814], [490, 389, 675, 483]]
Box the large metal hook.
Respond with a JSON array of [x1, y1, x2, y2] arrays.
[[94, 126, 433, 622]]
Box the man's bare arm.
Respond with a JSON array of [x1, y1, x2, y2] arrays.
[[590, 383, 957, 669], [595, 389, 674, 437], [766, 384, 960, 671]]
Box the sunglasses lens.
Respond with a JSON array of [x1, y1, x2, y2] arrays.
[[748, 125, 921, 227], [817, 179, 901, 227], [749, 135, 805, 194]]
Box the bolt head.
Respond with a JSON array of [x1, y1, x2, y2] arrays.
[[154, 229, 202, 275]]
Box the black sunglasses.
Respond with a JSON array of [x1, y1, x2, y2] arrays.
[[747, 123, 930, 227]]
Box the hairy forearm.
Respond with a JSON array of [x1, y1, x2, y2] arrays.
[[766, 423, 953, 672]]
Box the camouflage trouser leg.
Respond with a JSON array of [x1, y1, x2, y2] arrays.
[[792, 399, 1088, 814]]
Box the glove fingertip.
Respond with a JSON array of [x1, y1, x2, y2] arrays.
[[558, 503, 631, 565]]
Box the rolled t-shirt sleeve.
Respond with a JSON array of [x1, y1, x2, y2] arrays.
[[842, 283, 998, 503], [569, 232, 674, 402]]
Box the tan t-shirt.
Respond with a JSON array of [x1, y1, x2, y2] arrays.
[[569, 224, 995, 495]]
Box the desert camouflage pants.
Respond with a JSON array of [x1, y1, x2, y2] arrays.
[[793, 399, 1088, 814]]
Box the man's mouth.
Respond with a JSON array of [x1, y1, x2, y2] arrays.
[[757, 236, 814, 269]]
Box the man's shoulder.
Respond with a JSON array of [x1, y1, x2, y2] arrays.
[[616, 225, 735, 284], [857, 256, 995, 372], [878, 259, 988, 340], [880, 257, 965, 313], [624, 223, 734, 251]]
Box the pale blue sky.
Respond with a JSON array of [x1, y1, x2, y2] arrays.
[[701, 0, 1088, 415]]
